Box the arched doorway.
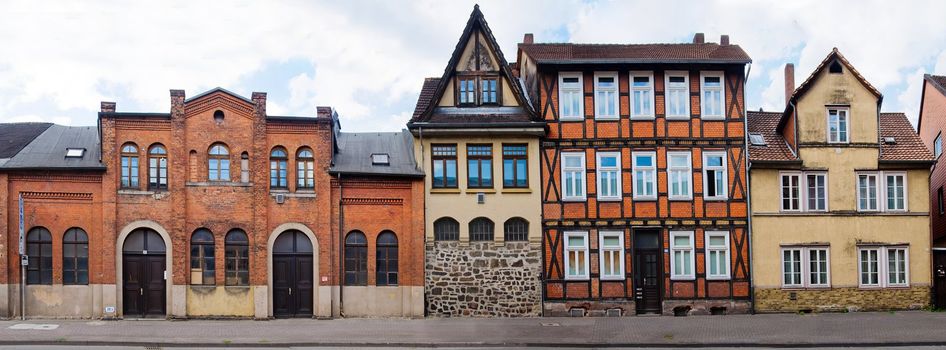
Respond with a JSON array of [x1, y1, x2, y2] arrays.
[[272, 230, 313, 317], [122, 228, 166, 318]]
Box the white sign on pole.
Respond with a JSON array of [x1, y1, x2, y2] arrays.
[[18, 194, 24, 256]]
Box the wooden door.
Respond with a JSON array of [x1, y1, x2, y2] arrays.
[[273, 254, 313, 317], [122, 255, 144, 317], [123, 254, 165, 318], [294, 256, 314, 316], [935, 251, 946, 309], [634, 230, 663, 314]]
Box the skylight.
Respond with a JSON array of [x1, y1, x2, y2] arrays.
[[748, 133, 766, 146], [883, 137, 896, 144], [371, 153, 390, 165], [65, 148, 85, 158]]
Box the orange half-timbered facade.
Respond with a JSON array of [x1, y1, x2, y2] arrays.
[[518, 34, 753, 316]]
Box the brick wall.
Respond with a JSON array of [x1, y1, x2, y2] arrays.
[[919, 80, 946, 246]]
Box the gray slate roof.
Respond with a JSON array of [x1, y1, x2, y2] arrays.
[[2, 124, 104, 170], [330, 131, 423, 177], [0, 123, 53, 163]]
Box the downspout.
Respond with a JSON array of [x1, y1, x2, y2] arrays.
[[743, 62, 755, 314], [418, 127, 428, 317], [338, 172, 345, 317]]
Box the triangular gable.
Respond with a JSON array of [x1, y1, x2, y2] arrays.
[[184, 87, 255, 119], [415, 5, 534, 121], [918, 74, 946, 133], [778, 48, 883, 132]]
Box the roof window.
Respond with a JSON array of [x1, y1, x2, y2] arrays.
[[748, 133, 766, 146], [65, 148, 85, 158], [371, 153, 390, 165]]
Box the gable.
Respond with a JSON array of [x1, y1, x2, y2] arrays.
[[794, 54, 881, 144], [184, 88, 255, 120]]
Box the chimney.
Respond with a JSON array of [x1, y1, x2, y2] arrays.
[[720, 35, 730, 46], [784, 63, 795, 106], [100, 101, 116, 113], [317, 106, 333, 119], [170, 89, 185, 120], [252, 92, 267, 120], [692, 33, 705, 44], [523, 33, 533, 44]]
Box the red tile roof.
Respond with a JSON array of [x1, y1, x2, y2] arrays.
[[411, 77, 440, 120], [747, 110, 797, 162], [879, 112, 935, 162], [519, 43, 751, 64]]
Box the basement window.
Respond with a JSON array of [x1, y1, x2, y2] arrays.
[[371, 153, 390, 165], [65, 148, 85, 158]]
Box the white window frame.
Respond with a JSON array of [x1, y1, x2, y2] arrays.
[[827, 107, 850, 144], [856, 172, 880, 212], [667, 151, 692, 200], [564, 231, 590, 280], [702, 151, 728, 200], [664, 71, 690, 120], [598, 231, 625, 281], [558, 72, 584, 121], [858, 246, 910, 288], [596, 152, 622, 201], [700, 71, 725, 120], [779, 172, 802, 212], [803, 172, 829, 212], [669, 230, 695, 280], [629, 71, 655, 120], [781, 246, 831, 288], [704, 231, 730, 280], [593, 72, 619, 120], [561, 152, 587, 201], [935, 132, 942, 159], [884, 172, 908, 212], [631, 152, 657, 200]]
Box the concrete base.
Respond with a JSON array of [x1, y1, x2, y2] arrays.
[[171, 285, 187, 318], [253, 286, 268, 319], [0, 284, 10, 318], [341, 286, 424, 318], [186, 286, 254, 317]]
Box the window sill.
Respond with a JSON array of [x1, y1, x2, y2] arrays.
[[270, 189, 290, 193], [186, 182, 252, 187], [564, 277, 590, 281], [666, 116, 690, 121], [597, 197, 622, 202], [633, 197, 658, 202], [271, 192, 316, 198], [430, 188, 461, 194], [501, 188, 531, 193], [467, 188, 496, 193], [705, 277, 732, 281], [118, 189, 155, 195], [670, 277, 696, 281], [669, 197, 693, 201], [559, 117, 585, 122], [562, 198, 587, 202], [594, 116, 619, 121], [701, 116, 725, 121], [630, 116, 655, 121], [703, 197, 729, 202], [600, 277, 624, 281], [780, 286, 832, 291]]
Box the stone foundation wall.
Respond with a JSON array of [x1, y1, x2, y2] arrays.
[[754, 286, 930, 313], [425, 241, 541, 317]]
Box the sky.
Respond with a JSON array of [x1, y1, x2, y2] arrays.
[[1, 0, 945, 132]]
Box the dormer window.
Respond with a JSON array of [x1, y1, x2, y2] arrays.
[[456, 75, 500, 106], [371, 153, 390, 165], [65, 148, 85, 158]]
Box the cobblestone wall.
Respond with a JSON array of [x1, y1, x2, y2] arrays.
[[426, 241, 541, 317], [754, 286, 930, 313]]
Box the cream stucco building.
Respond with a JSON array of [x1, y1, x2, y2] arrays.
[[747, 49, 935, 312]]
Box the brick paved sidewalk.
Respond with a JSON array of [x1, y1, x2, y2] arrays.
[[1, 311, 945, 347]]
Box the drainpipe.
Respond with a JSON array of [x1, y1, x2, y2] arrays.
[[418, 127, 428, 317], [338, 173, 345, 318], [743, 62, 755, 314]]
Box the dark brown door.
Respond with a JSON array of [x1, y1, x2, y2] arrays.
[[273, 254, 313, 317], [634, 230, 663, 314], [934, 251, 946, 309], [123, 254, 166, 318]]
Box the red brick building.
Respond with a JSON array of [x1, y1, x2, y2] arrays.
[[518, 34, 753, 316], [1, 88, 424, 319], [917, 74, 946, 308]]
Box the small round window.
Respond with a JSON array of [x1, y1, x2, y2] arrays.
[[213, 110, 225, 122]]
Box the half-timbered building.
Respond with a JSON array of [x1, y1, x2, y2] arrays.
[[517, 33, 752, 316]]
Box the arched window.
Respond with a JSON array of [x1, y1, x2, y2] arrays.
[[344, 231, 367, 285], [225, 229, 249, 286], [148, 144, 168, 190], [240, 152, 250, 183], [469, 217, 495, 241], [433, 217, 459, 241], [26, 227, 52, 285], [63, 228, 89, 285], [376, 231, 398, 286], [208, 143, 230, 181], [190, 229, 215, 285], [296, 147, 315, 189], [270, 147, 288, 189], [503, 218, 529, 242], [120, 143, 139, 188]]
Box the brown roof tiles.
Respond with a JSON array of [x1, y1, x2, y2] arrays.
[[747, 110, 797, 162], [519, 43, 751, 64], [879, 112, 935, 162]]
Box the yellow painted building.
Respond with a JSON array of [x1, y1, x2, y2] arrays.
[[747, 49, 935, 312], [406, 6, 545, 317]]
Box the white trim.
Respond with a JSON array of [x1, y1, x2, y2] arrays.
[[664, 71, 690, 120], [780, 247, 804, 288], [598, 231, 625, 281], [856, 172, 881, 212], [667, 151, 692, 200], [702, 151, 728, 200], [803, 172, 829, 212], [780, 246, 831, 288], [596, 151, 622, 201], [779, 171, 802, 212], [886, 246, 910, 288], [593, 71, 619, 120], [558, 72, 584, 121], [700, 71, 725, 120], [632, 151, 657, 200], [704, 231, 730, 280], [669, 230, 695, 280], [561, 152, 587, 201], [827, 107, 850, 144], [629, 71, 655, 120], [564, 231, 590, 280], [935, 132, 943, 159], [883, 172, 908, 212], [857, 247, 882, 288]]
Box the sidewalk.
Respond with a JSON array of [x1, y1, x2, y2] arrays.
[[1, 311, 946, 347]]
